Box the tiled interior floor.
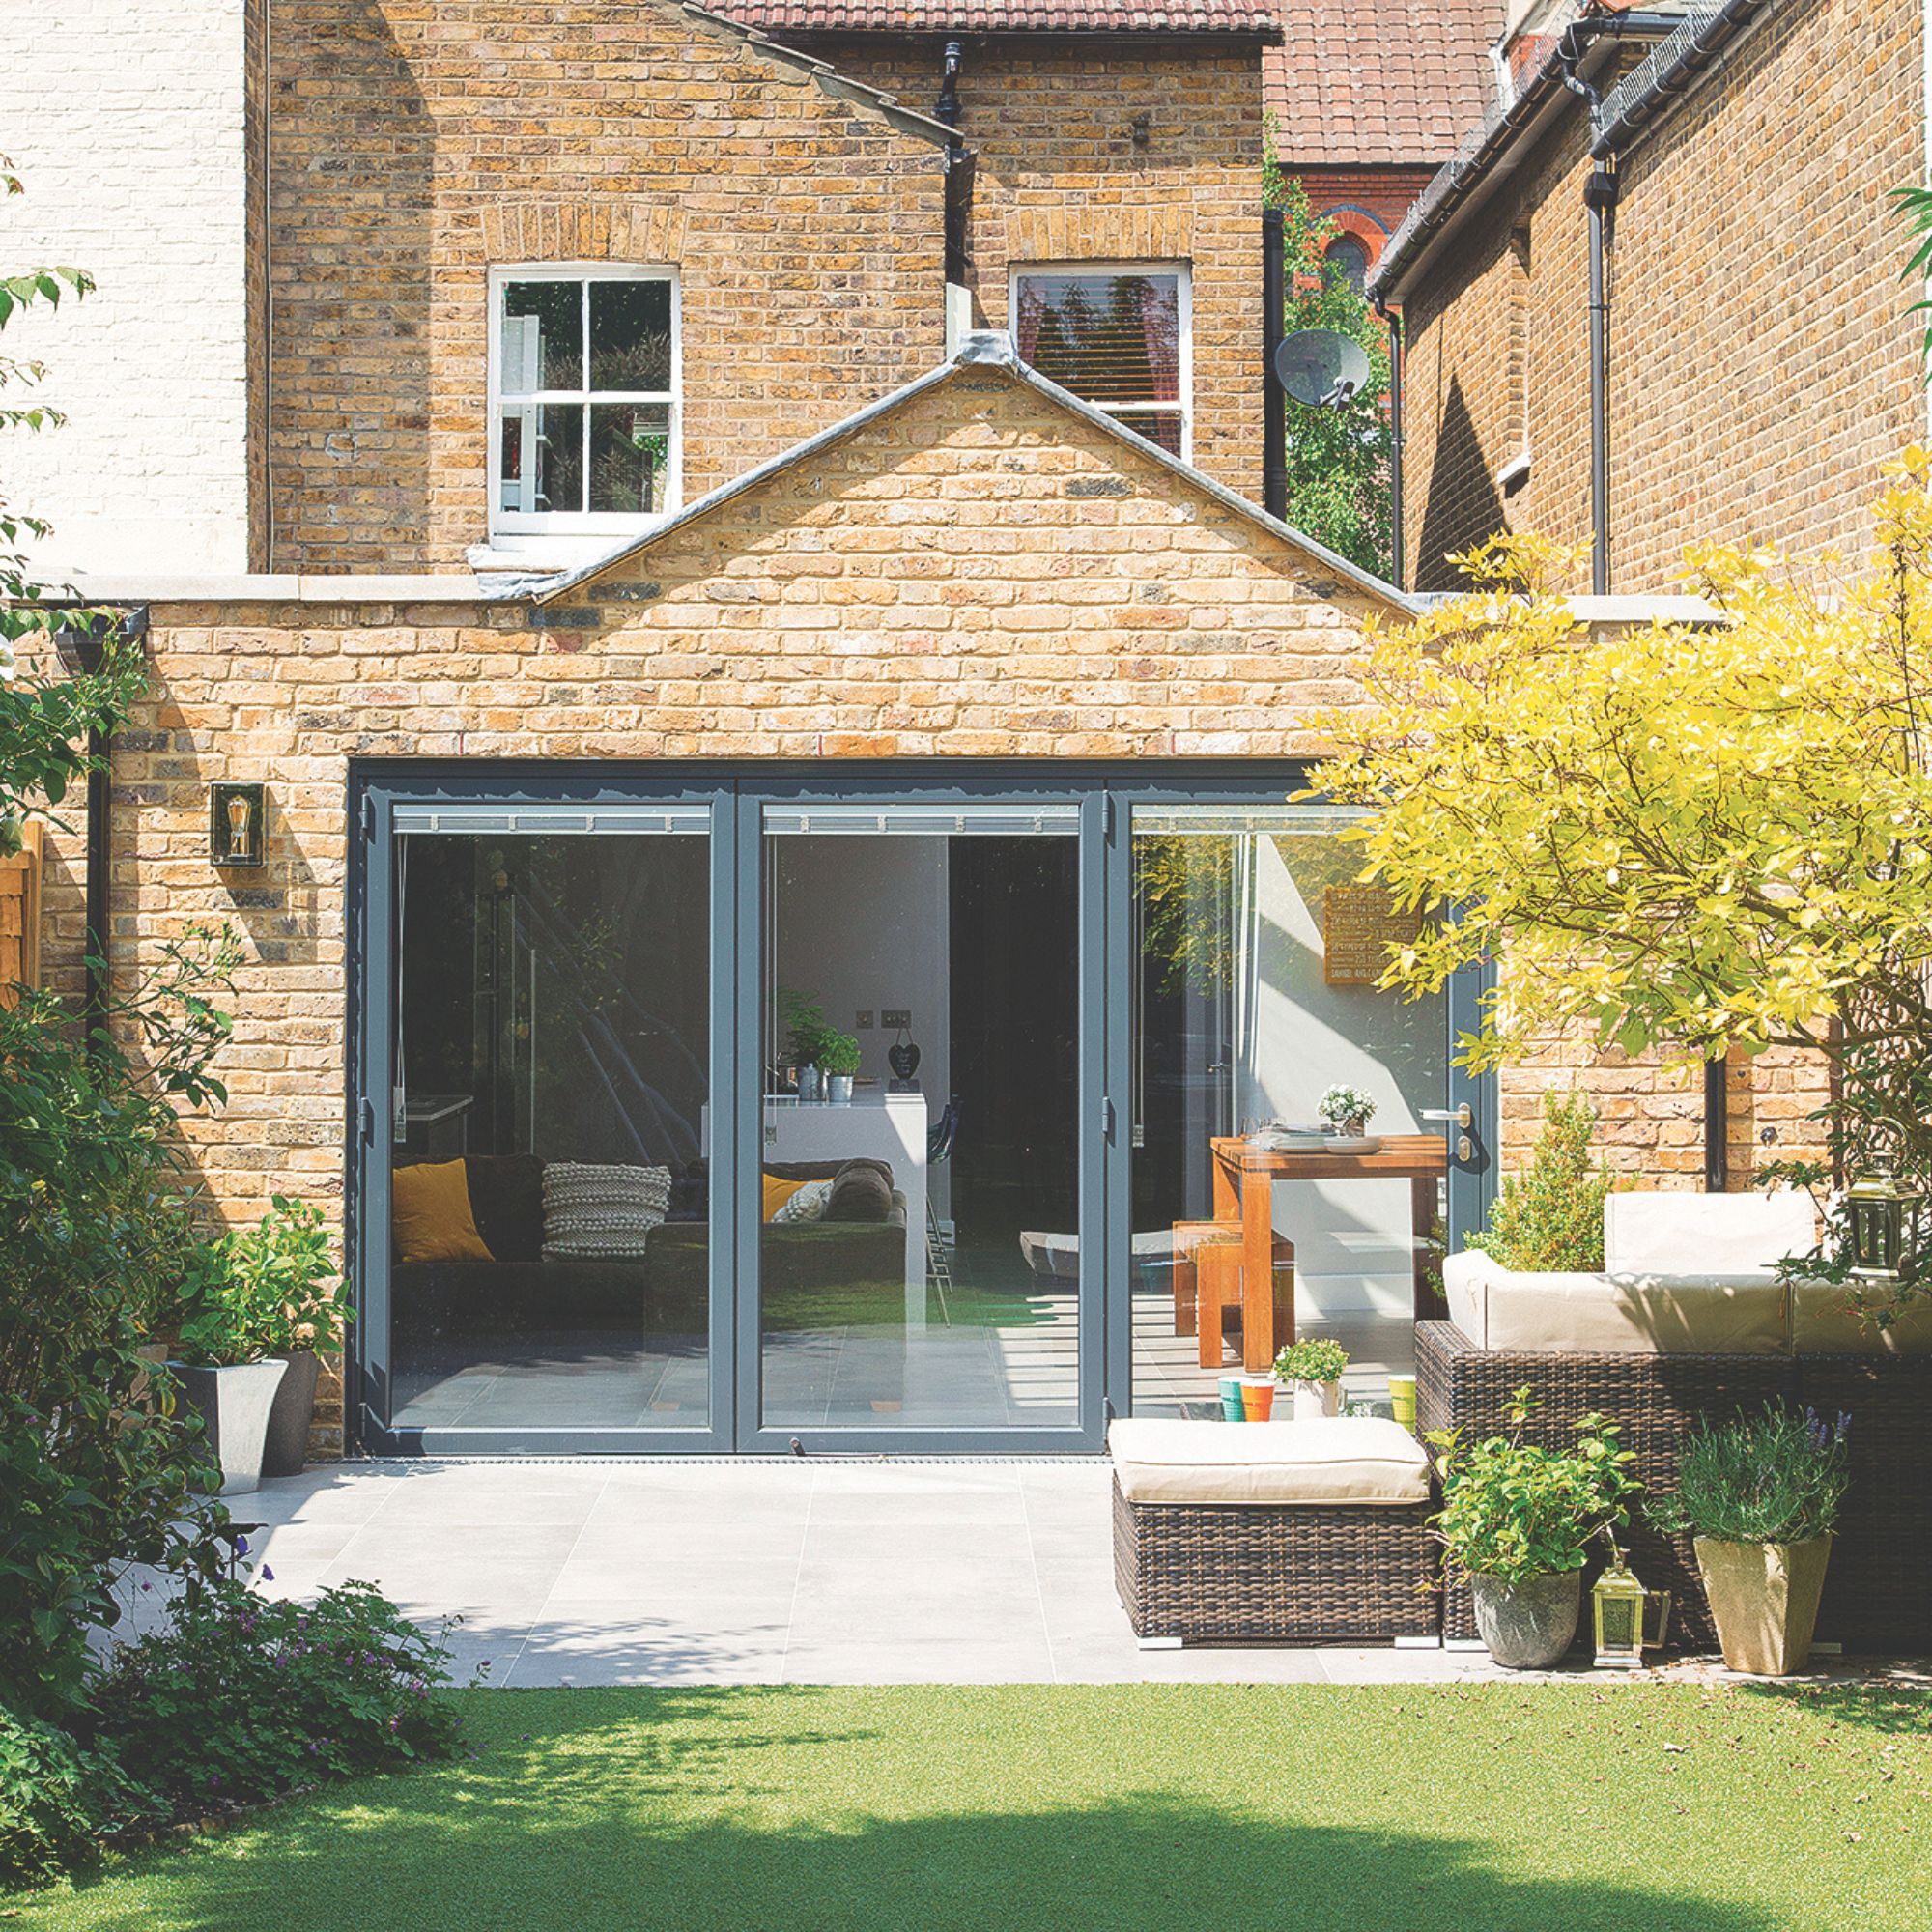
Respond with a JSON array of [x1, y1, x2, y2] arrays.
[[392, 1288, 1413, 1433]]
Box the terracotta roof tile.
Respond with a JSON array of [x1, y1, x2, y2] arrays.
[[1266, 1, 1499, 166], [714, 0, 1280, 32]]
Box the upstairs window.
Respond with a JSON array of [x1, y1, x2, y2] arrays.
[[490, 266, 678, 537], [1012, 265, 1190, 460]]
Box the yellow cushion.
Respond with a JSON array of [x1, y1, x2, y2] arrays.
[[762, 1173, 808, 1222], [392, 1159, 495, 1264]]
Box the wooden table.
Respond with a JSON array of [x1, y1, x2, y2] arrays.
[[1208, 1134, 1449, 1371]]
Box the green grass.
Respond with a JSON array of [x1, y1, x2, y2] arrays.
[[13, 1683, 1929, 1930]]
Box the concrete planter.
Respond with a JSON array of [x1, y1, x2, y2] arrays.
[[172, 1358, 289, 1495], [1694, 1534, 1833, 1676], [260, 1349, 321, 1479], [1468, 1568, 1581, 1669]]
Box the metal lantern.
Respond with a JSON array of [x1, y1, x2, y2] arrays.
[[1847, 1163, 1923, 1283], [1592, 1559, 1650, 1668], [208, 781, 266, 868]]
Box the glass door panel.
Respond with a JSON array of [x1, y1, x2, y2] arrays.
[[386, 806, 712, 1433], [756, 803, 1082, 1434], [1127, 805, 1448, 1418]]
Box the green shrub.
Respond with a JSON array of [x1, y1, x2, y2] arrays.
[[1647, 1405, 1850, 1545], [0, 1705, 147, 1889], [170, 1196, 348, 1368], [1469, 1091, 1611, 1270], [1428, 1388, 1639, 1584], [94, 1579, 468, 1807], [1274, 1337, 1349, 1383]]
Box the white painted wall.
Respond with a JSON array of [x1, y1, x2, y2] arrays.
[[0, 2, 256, 578]]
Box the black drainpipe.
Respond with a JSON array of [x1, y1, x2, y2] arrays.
[[55, 607, 144, 1055], [1374, 293, 1404, 587], [1704, 1056, 1729, 1192], [1262, 207, 1286, 519], [1582, 163, 1619, 595], [938, 40, 970, 292]]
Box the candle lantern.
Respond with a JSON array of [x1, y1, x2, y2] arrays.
[[209, 782, 266, 868], [1847, 1163, 1923, 1283], [1592, 1556, 1670, 1668]]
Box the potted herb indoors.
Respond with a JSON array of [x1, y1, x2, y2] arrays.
[[1318, 1083, 1378, 1151], [1428, 1388, 1639, 1669], [1647, 1405, 1850, 1675], [168, 1201, 344, 1492], [819, 1031, 863, 1103], [1275, 1337, 1349, 1420], [781, 988, 832, 1101]]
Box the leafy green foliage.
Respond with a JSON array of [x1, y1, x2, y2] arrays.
[[0, 1704, 149, 1889], [1312, 456, 1932, 1313], [779, 988, 833, 1067], [1647, 1405, 1850, 1546], [1274, 1337, 1348, 1384], [92, 1580, 468, 1813], [1429, 1388, 1639, 1585], [170, 1197, 347, 1369], [815, 1031, 862, 1078], [0, 931, 242, 1715], [1262, 142, 1393, 577], [1469, 1092, 1611, 1271]]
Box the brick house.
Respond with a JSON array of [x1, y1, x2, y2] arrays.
[[1, 0, 1757, 1463], [1370, 0, 1928, 595]]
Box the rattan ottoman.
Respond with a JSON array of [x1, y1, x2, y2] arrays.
[[1109, 1418, 1441, 1645]]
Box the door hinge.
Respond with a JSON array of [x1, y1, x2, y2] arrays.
[[1099, 1095, 1115, 1140], [360, 793, 376, 840], [358, 1097, 377, 1146], [1100, 793, 1115, 838]]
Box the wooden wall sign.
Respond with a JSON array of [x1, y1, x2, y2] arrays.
[[1322, 882, 1420, 987]]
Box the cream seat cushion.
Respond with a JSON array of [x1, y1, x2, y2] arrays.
[[1789, 1282, 1932, 1355], [1108, 1417, 1430, 1507], [1605, 1188, 1817, 1275], [1443, 1248, 1787, 1354]]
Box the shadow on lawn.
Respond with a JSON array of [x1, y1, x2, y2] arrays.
[[54, 1691, 1794, 1932], [1732, 1677, 1932, 1739]]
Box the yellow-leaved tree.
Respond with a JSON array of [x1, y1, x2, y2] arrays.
[[1311, 450, 1932, 1313]]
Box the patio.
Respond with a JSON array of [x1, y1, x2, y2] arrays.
[[229, 1455, 1519, 1689]]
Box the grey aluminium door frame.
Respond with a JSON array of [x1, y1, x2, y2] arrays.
[[346, 759, 1492, 1458]]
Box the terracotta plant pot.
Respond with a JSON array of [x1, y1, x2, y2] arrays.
[[1469, 1568, 1581, 1669], [1694, 1534, 1833, 1675], [172, 1358, 290, 1495], [260, 1349, 322, 1479]]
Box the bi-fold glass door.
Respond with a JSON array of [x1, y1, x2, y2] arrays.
[[350, 771, 1491, 1455]]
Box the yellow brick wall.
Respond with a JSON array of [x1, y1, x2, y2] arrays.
[[1401, 0, 1925, 593], [266, 0, 949, 571], [782, 36, 1267, 502]]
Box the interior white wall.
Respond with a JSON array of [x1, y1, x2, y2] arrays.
[[772, 835, 948, 1174], [0, 1, 255, 577], [1237, 837, 1444, 1317]]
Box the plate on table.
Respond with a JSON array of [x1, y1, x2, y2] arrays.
[[1323, 1134, 1383, 1154]]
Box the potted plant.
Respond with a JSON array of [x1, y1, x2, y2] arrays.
[[819, 1031, 863, 1103], [1318, 1083, 1378, 1150], [1275, 1337, 1349, 1419], [1646, 1404, 1850, 1676], [169, 1198, 345, 1492], [240, 1197, 350, 1478], [1428, 1388, 1639, 1669], [781, 988, 832, 1100]]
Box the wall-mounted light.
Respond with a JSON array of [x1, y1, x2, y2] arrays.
[[209, 782, 266, 868]]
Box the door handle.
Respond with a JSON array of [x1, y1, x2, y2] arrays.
[[1422, 1105, 1472, 1132]]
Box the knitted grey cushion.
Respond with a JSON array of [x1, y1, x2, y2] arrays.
[[540, 1162, 671, 1261]]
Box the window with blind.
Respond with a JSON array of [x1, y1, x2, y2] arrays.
[[490, 265, 679, 539], [1011, 264, 1190, 460]]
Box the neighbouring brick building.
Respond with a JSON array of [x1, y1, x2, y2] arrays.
[[1, 0, 1844, 1463], [1372, 0, 1928, 595]]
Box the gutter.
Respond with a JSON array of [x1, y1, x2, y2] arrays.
[[1591, 0, 1776, 157], [1367, 11, 1682, 308]]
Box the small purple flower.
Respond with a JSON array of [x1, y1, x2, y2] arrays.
[[140, 1580, 152, 1593], [234, 1535, 248, 1556], [261, 1565, 274, 1583]]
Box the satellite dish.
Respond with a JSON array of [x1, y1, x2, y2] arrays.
[[1274, 329, 1373, 408]]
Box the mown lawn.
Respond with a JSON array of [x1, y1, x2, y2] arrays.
[[12, 1682, 1927, 1931]]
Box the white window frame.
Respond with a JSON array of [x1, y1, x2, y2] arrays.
[[487, 263, 681, 541], [1009, 260, 1193, 463]]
